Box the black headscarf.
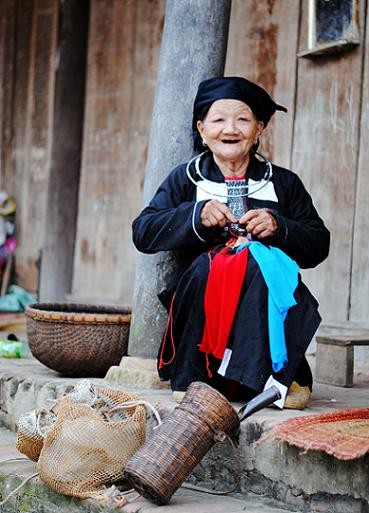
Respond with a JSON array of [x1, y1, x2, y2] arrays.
[[192, 76, 287, 152]]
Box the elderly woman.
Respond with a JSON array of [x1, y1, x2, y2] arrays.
[[132, 77, 330, 409]]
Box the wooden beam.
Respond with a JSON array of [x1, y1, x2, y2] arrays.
[[38, 0, 89, 301]]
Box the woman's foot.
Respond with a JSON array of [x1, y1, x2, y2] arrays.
[[284, 381, 311, 410]]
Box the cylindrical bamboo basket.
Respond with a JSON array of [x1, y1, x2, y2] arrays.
[[124, 381, 240, 505]]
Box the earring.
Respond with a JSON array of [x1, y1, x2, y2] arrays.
[[202, 139, 208, 147], [252, 138, 260, 152]]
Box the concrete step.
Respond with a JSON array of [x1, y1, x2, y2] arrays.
[[0, 428, 291, 513], [1, 356, 369, 512]]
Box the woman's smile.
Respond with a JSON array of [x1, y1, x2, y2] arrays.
[[196, 99, 264, 176]]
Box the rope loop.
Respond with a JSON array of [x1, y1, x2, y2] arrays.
[[109, 400, 162, 428]]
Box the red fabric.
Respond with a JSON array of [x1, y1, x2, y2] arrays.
[[158, 293, 176, 369], [199, 247, 249, 359]]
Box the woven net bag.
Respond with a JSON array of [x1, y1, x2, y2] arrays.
[[35, 382, 146, 501], [16, 408, 56, 462]]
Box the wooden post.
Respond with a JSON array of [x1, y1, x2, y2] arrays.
[[106, 0, 231, 386], [38, 0, 89, 301], [130, 0, 231, 357]]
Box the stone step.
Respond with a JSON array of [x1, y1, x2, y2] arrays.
[[0, 428, 290, 513], [1, 356, 369, 512]]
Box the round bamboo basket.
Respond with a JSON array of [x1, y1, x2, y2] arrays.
[[124, 381, 240, 505], [25, 303, 131, 377]]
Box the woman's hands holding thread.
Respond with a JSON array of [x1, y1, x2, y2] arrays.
[[201, 202, 278, 239], [239, 209, 278, 239], [200, 200, 238, 228]]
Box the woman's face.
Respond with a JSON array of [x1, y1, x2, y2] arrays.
[[196, 99, 264, 167]]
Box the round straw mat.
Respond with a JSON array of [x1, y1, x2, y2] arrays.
[[263, 407, 369, 460]]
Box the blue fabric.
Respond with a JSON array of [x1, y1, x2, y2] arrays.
[[0, 285, 35, 313], [236, 242, 299, 372]]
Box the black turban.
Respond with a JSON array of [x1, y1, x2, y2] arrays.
[[192, 76, 287, 152]]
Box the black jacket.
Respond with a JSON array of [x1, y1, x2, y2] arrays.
[[132, 152, 330, 269]]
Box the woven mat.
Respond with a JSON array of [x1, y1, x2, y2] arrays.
[[263, 407, 369, 460]]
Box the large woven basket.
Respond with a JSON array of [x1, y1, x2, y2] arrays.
[[124, 381, 240, 505], [25, 303, 131, 377]]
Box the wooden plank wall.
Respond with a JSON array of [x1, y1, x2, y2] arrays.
[[38, 0, 89, 303], [0, 0, 58, 292], [1, 0, 368, 329], [227, 0, 368, 328], [350, 0, 369, 323], [72, 0, 164, 303], [293, 1, 366, 326], [0, 4, 3, 177], [0, 0, 16, 191], [8, 0, 34, 199], [225, 0, 300, 169], [0, 3, 6, 181]]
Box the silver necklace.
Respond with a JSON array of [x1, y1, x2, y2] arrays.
[[185, 151, 273, 199]]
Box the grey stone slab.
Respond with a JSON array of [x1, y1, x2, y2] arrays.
[[121, 489, 290, 513], [1, 356, 369, 513]]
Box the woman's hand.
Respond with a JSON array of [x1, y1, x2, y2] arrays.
[[239, 209, 278, 239], [200, 200, 238, 228]]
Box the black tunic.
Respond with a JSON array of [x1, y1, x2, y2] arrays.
[[132, 152, 330, 394]]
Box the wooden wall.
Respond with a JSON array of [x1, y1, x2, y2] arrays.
[[226, 0, 300, 169], [294, 0, 367, 328], [0, 0, 164, 301], [0, 1, 16, 192], [1, 0, 369, 331], [0, 0, 58, 292], [293, 2, 365, 327], [350, 0, 369, 323], [227, 0, 369, 329], [71, 0, 164, 303]]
